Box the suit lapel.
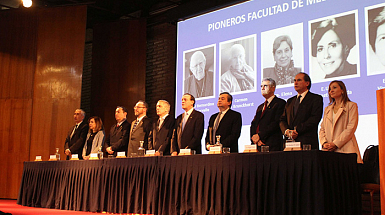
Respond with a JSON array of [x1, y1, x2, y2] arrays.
[[216, 111, 227, 131], [69, 125, 77, 140], [132, 117, 145, 135], [332, 105, 346, 129], [293, 92, 310, 121], [177, 114, 183, 149], [183, 110, 194, 131], [325, 106, 333, 125], [130, 120, 135, 135], [159, 115, 169, 131], [260, 97, 276, 120], [288, 97, 296, 124]]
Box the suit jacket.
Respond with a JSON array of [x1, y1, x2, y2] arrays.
[[250, 96, 286, 151], [127, 116, 152, 156], [64, 121, 89, 160], [280, 91, 323, 149], [171, 109, 204, 154], [105, 120, 130, 156], [205, 109, 242, 152], [149, 115, 175, 155], [319, 101, 362, 163]]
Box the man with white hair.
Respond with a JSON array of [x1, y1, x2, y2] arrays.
[[221, 43, 255, 92], [64, 109, 89, 160], [250, 78, 286, 151], [184, 50, 213, 98], [148, 100, 175, 155]]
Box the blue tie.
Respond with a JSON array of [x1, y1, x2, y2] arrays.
[[132, 120, 138, 131]]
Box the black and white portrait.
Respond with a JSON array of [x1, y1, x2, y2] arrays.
[[366, 4, 385, 76], [261, 23, 303, 88], [183, 45, 215, 99], [309, 12, 360, 82], [219, 35, 256, 94]]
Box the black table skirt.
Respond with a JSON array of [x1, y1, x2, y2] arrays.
[[17, 151, 361, 215]]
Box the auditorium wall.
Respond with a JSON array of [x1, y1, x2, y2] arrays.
[[146, 23, 177, 119], [0, 6, 87, 199], [90, 19, 147, 132]]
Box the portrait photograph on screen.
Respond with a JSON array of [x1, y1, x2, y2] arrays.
[[309, 11, 360, 83], [366, 3, 385, 76], [183, 45, 216, 99], [219, 35, 256, 95], [176, 0, 385, 154], [261, 23, 304, 88]]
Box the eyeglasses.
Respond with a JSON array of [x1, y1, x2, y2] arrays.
[[134, 106, 146, 109]]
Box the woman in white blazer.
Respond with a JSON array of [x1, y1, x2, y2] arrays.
[[82, 116, 105, 160], [319, 80, 362, 163]]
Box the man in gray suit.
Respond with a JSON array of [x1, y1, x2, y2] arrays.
[[127, 100, 152, 156]]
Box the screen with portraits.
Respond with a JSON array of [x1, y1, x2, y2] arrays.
[[176, 0, 385, 155]]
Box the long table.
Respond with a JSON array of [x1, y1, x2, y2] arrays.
[[17, 151, 361, 214]]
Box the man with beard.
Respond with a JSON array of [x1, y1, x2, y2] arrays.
[[127, 100, 152, 156]]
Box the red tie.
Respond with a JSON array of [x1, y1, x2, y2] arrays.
[[256, 101, 268, 134]]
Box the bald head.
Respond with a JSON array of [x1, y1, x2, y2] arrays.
[[230, 44, 246, 70], [189, 51, 206, 80]]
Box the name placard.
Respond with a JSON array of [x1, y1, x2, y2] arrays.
[[244, 145, 257, 151], [284, 142, 302, 151], [35, 156, 42, 161], [117, 152, 126, 157], [210, 146, 222, 152], [90, 153, 98, 158], [72, 154, 79, 159], [285, 142, 301, 148], [180, 149, 191, 154], [49, 155, 56, 160], [146, 150, 156, 155]]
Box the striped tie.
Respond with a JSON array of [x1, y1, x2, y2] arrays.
[[132, 120, 138, 131]]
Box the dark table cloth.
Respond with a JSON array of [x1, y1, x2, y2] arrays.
[[17, 151, 361, 215]]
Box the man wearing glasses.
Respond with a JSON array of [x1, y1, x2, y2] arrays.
[[127, 100, 152, 156]]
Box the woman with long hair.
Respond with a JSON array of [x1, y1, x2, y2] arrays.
[[319, 80, 362, 163], [82, 116, 105, 160]]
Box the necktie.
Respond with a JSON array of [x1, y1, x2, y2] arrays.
[[293, 95, 302, 116], [70, 125, 78, 139], [213, 112, 222, 143], [256, 101, 267, 134], [182, 113, 188, 132], [132, 120, 138, 131], [157, 118, 161, 130], [261, 100, 268, 117]]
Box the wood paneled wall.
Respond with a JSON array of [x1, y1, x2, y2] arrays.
[[91, 19, 147, 133], [29, 5, 87, 165], [377, 89, 385, 213], [0, 6, 87, 199]]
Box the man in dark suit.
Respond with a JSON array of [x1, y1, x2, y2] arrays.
[[64, 109, 89, 160], [148, 100, 175, 155], [205, 92, 242, 152], [171, 93, 204, 155], [127, 100, 152, 156], [280, 72, 323, 149], [105, 106, 131, 157], [250, 78, 286, 151]]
